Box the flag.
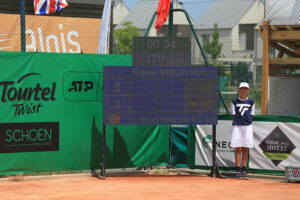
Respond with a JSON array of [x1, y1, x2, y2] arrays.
[[97, 0, 112, 54], [155, 0, 171, 31], [34, 0, 68, 15]]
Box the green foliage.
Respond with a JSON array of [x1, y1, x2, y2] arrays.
[[114, 21, 140, 54], [204, 23, 223, 61], [213, 63, 230, 77], [230, 62, 253, 86]]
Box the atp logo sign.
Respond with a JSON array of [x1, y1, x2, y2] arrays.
[[63, 72, 101, 102], [236, 104, 251, 116]]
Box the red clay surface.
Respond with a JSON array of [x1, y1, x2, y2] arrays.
[[0, 175, 299, 200]]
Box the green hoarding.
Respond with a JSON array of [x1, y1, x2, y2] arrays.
[[0, 52, 169, 175]]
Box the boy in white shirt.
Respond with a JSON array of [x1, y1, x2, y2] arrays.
[[231, 82, 255, 179]]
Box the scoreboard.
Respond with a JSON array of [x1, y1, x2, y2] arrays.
[[103, 66, 218, 125], [133, 37, 191, 66]]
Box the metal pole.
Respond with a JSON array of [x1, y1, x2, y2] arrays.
[[173, 8, 229, 115], [168, 1, 174, 169], [218, 90, 230, 115], [168, 1, 173, 37], [21, 0, 26, 52], [101, 125, 106, 179], [211, 125, 217, 177], [173, 9, 209, 65], [144, 13, 157, 37], [169, 126, 172, 168], [109, 2, 114, 54], [210, 124, 222, 178]]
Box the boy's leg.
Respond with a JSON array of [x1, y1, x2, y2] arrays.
[[235, 147, 242, 178], [241, 147, 249, 179], [231, 126, 243, 178], [235, 147, 242, 167], [240, 125, 253, 179], [242, 147, 248, 166]]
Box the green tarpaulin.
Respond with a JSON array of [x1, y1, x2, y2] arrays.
[[0, 52, 169, 175], [170, 127, 188, 167]]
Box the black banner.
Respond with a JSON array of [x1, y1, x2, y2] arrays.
[[0, 122, 59, 153]]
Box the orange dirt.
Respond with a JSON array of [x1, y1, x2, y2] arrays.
[[0, 175, 299, 200]]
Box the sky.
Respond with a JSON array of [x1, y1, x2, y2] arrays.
[[121, 0, 266, 23], [122, 0, 216, 22]]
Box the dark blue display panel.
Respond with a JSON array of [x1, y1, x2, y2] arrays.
[[103, 66, 218, 125], [133, 37, 191, 66]]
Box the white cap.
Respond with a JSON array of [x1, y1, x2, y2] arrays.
[[239, 82, 249, 89]]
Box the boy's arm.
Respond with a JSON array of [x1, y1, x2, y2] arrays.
[[251, 103, 255, 117], [231, 103, 235, 119]]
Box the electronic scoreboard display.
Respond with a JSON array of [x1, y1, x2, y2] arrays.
[[103, 66, 218, 125], [133, 37, 191, 66]]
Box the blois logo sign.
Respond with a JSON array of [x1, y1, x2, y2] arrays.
[[0, 73, 56, 116]]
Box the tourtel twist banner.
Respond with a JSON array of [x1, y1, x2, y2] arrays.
[[0, 52, 132, 173], [195, 118, 300, 171]]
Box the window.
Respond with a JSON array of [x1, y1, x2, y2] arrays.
[[201, 34, 210, 44], [239, 24, 256, 51]]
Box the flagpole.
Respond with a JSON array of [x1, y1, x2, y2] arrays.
[[21, 0, 26, 52], [98, 0, 112, 54], [109, 1, 114, 54], [168, 0, 173, 37]]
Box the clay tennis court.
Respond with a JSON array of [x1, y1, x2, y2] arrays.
[[0, 174, 299, 200]]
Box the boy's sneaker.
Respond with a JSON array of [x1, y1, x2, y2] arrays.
[[242, 171, 248, 180], [235, 170, 243, 179]]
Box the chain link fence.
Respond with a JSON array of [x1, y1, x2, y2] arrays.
[[0, 0, 104, 53], [1, 0, 299, 116]]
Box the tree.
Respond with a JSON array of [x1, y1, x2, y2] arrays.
[[114, 21, 140, 54], [204, 23, 223, 62]]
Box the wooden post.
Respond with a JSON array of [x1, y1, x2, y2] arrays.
[[264, 0, 266, 21], [261, 21, 271, 115]]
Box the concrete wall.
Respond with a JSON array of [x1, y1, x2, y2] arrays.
[[113, 2, 130, 25]]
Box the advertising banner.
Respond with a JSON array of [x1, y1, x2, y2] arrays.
[[0, 14, 101, 53], [0, 52, 135, 174], [195, 121, 235, 167], [195, 118, 300, 171], [250, 121, 300, 170]]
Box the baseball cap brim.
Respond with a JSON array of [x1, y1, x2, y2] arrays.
[[239, 82, 249, 89]]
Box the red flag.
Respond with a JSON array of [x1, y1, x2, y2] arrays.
[[155, 0, 171, 31]]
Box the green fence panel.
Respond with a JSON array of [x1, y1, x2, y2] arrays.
[[105, 125, 169, 169]]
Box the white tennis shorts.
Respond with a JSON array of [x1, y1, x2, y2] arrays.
[[230, 125, 253, 148]]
